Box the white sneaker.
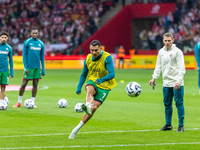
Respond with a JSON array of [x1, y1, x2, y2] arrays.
[[81, 103, 92, 116], [68, 130, 77, 139]]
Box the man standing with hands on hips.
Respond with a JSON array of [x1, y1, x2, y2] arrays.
[[149, 32, 186, 132]]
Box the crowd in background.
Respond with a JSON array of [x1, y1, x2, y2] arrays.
[[2, 0, 199, 55], [0, 0, 119, 55], [139, 0, 200, 53]]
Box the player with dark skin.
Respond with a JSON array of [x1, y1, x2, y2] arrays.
[[19, 30, 42, 100], [13, 27, 45, 108]]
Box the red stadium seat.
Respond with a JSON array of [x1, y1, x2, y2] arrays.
[[56, 52, 62, 56], [46, 51, 51, 56], [18, 51, 22, 56], [17, 18, 23, 22], [23, 18, 30, 22]]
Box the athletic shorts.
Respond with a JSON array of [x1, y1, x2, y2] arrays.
[[0, 71, 9, 85], [23, 68, 41, 80], [85, 80, 110, 104]]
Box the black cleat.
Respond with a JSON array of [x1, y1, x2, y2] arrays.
[[177, 126, 184, 132], [159, 125, 173, 131]]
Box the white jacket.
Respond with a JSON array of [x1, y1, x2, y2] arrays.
[[152, 44, 186, 87]]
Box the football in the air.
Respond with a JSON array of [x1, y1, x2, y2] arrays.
[[126, 82, 142, 97], [24, 99, 35, 109], [0, 101, 8, 110], [74, 103, 83, 113], [58, 99, 68, 108], [4, 96, 9, 104]]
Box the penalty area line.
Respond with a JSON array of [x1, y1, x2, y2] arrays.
[[1, 142, 200, 149], [0, 128, 200, 138]]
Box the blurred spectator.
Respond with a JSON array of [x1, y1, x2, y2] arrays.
[[148, 31, 156, 49], [155, 32, 162, 50], [101, 45, 105, 51], [174, 30, 183, 49], [117, 45, 125, 69], [122, 0, 125, 7], [50, 48, 57, 57], [193, 32, 199, 46], [12, 34, 20, 47], [167, 12, 174, 26], [129, 46, 135, 55], [114, 45, 119, 54], [13, 47, 19, 56], [173, 7, 181, 24], [152, 21, 160, 32], [79, 46, 84, 55], [139, 29, 149, 50], [182, 26, 194, 53]]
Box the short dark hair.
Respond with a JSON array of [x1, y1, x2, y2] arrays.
[[90, 40, 101, 47], [0, 31, 9, 37], [31, 27, 38, 32]]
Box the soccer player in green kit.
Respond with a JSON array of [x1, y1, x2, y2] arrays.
[[69, 40, 117, 139], [13, 27, 45, 108], [0, 31, 14, 103], [195, 38, 200, 95]]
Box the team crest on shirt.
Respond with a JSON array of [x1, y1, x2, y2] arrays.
[[39, 44, 41, 46], [169, 54, 172, 58], [6, 48, 8, 50]]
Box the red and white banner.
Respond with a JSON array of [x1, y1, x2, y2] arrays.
[[130, 3, 176, 18]]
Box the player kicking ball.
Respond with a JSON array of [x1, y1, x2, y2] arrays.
[[68, 40, 117, 139], [13, 27, 45, 108]]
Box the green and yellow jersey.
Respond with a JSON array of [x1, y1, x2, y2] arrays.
[[76, 51, 117, 93]]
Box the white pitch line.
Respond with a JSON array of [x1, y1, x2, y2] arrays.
[[1, 142, 200, 149], [38, 86, 49, 90], [0, 128, 200, 139]]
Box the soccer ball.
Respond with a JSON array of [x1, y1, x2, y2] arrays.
[[4, 97, 9, 104], [24, 99, 35, 109], [58, 99, 68, 108], [126, 82, 142, 97], [74, 103, 83, 113], [0, 101, 8, 110]]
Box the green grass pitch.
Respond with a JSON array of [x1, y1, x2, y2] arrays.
[[0, 69, 200, 150]]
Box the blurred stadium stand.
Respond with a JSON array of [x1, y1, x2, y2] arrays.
[[0, 0, 120, 55], [1, 0, 198, 56], [137, 0, 199, 55]]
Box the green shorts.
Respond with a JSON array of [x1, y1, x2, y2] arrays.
[[85, 80, 110, 104], [23, 68, 41, 80], [0, 71, 9, 85]]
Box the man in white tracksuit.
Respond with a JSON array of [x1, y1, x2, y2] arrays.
[[149, 32, 186, 132]]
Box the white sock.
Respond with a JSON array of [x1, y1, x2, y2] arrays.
[[0, 99, 4, 103], [31, 97, 35, 101], [86, 102, 92, 107], [73, 121, 85, 133], [18, 96, 23, 103]]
